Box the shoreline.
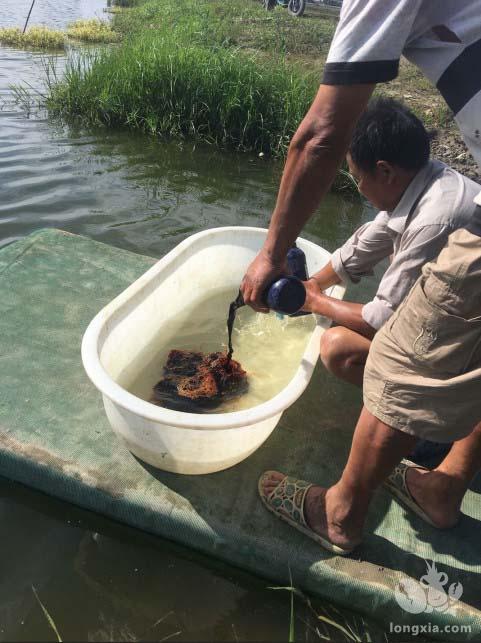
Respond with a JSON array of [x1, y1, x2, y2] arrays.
[[40, 0, 480, 187]]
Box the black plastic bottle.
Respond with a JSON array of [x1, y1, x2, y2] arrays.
[[230, 244, 310, 317], [263, 245, 309, 317], [264, 244, 310, 316]]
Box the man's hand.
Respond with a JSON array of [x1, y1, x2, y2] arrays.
[[240, 250, 286, 313], [301, 279, 376, 339], [302, 278, 324, 312]]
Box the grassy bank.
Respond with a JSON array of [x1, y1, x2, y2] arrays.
[[111, 0, 337, 57], [44, 0, 479, 181], [48, 32, 318, 157], [47, 0, 327, 161]]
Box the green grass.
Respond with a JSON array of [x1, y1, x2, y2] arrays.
[[112, 0, 336, 56], [47, 27, 319, 157], [109, 0, 142, 7], [104, 6, 130, 14]]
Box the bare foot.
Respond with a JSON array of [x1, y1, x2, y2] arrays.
[[406, 467, 461, 528], [261, 471, 362, 551]]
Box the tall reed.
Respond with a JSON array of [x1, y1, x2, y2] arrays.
[[48, 30, 319, 157]]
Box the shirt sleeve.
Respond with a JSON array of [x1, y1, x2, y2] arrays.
[[362, 223, 453, 330], [323, 0, 423, 85], [331, 212, 394, 284]]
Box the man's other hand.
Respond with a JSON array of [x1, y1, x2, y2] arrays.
[[301, 278, 322, 312], [240, 250, 286, 313]]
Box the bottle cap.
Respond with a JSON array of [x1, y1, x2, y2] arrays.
[[287, 246, 309, 281]]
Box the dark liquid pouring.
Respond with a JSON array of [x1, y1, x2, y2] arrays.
[[227, 291, 245, 362]]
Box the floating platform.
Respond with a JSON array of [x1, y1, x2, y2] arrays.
[[1, 229, 480, 640]]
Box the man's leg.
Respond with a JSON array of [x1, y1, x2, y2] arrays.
[[262, 406, 416, 550], [406, 420, 481, 528], [262, 230, 481, 547], [320, 325, 452, 466], [262, 414, 481, 548], [362, 228, 481, 522], [320, 326, 371, 386]]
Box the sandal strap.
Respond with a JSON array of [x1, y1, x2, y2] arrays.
[[389, 462, 411, 497], [388, 459, 427, 502], [267, 475, 313, 528]]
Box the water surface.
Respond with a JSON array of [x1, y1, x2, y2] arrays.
[[0, 1, 384, 640]]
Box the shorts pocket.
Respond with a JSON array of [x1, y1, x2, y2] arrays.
[[389, 281, 481, 377]]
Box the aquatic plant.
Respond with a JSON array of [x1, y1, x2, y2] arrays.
[[0, 19, 121, 50], [66, 19, 121, 44], [0, 26, 65, 50]]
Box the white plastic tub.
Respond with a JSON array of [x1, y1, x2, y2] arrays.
[[81, 227, 345, 475]]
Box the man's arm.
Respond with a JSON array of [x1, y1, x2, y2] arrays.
[[308, 223, 455, 339], [303, 280, 376, 339], [310, 260, 342, 291], [302, 215, 396, 338], [241, 83, 375, 312]]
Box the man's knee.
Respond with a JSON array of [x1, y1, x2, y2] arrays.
[[320, 326, 348, 369]]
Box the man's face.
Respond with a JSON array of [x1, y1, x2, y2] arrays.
[[346, 153, 400, 211]]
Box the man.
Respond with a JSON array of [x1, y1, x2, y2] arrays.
[[304, 97, 480, 387], [243, 0, 481, 554]]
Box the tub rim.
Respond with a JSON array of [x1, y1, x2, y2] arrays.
[[81, 226, 343, 430]]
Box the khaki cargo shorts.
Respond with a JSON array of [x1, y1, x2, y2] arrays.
[[364, 227, 481, 443]]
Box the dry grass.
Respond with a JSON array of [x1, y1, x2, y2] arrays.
[[67, 19, 121, 44], [0, 19, 121, 50], [0, 25, 65, 49]]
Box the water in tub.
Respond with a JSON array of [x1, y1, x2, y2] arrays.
[[128, 288, 315, 413]]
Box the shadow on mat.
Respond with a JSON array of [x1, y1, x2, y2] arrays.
[[135, 449, 481, 614], [132, 370, 481, 620], [360, 532, 481, 613]]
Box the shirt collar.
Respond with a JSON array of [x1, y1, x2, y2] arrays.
[[387, 160, 446, 235]]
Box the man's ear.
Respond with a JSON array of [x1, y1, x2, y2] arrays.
[[375, 160, 396, 183]]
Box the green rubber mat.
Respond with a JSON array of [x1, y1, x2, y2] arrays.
[[1, 229, 480, 640]]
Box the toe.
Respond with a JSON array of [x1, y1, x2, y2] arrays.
[[259, 470, 286, 497], [265, 470, 285, 483]]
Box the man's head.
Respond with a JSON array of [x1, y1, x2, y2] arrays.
[[347, 97, 430, 211]]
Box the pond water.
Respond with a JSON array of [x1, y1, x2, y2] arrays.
[[0, 1, 384, 641]]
